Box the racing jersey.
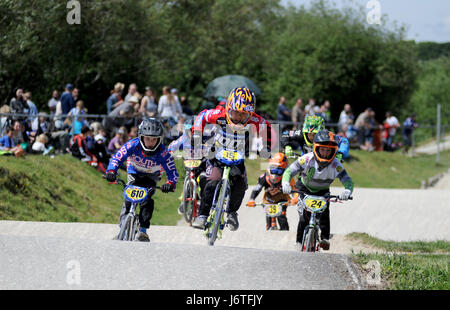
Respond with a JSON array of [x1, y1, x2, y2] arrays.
[[282, 152, 354, 193], [106, 138, 179, 188], [192, 108, 274, 160]]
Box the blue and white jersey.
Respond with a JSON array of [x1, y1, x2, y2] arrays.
[[106, 138, 179, 188]]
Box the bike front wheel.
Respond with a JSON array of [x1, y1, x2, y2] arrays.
[[118, 214, 133, 241], [183, 178, 194, 224], [206, 180, 229, 246], [301, 227, 316, 252]]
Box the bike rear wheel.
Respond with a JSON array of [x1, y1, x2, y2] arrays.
[[183, 178, 194, 224]]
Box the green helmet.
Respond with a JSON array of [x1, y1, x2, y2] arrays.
[[302, 115, 325, 146]]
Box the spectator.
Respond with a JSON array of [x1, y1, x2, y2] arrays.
[[9, 88, 28, 120], [12, 120, 27, 146], [60, 84, 76, 118], [124, 83, 138, 105], [402, 113, 418, 154], [48, 90, 59, 115], [180, 95, 194, 116], [277, 96, 291, 131], [95, 127, 108, 143], [68, 100, 89, 127], [23, 92, 38, 123], [291, 98, 304, 130], [354, 107, 373, 151], [0, 105, 12, 136], [338, 104, 354, 132], [108, 126, 128, 154], [304, 98, 316, 117], [106, 82, 125, 114], [31, 112, 50, 134], [383, 112, 400, 151], [319, 100, 331, 123], [158, 86, 182, 126], [128, 126, 138, 140], [107, 95, 139, 130], [0, 126, 22, 154], [70, 125, 96, 163], [139, 86, 158, 117], [72, 88, 80, 102], [32, 133, 53, 155], [171, 88, 179, 102]]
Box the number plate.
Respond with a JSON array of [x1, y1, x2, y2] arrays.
[[264, 204, 282, 218], [124, 185, 148, 203], [303, 195, 327, 212]]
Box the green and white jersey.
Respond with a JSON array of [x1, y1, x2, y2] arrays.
[[282, 152, 354, 193]]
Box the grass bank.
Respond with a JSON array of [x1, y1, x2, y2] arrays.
[[1, 149, 449, 225], [348, 233, 450, 290], [0, 155, 182, 225]]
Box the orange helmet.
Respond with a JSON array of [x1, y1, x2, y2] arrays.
[[225, 87, 256, 126], [266, 152, 288, 184]]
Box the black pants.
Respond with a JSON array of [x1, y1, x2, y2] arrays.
[[199, 161, 248, 216], [120, 174, 156, 229], [295, 181, 330, 243]]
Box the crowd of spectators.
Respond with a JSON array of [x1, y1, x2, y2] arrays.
[[0, 84, 421, 168], [275, 95, 419, 153]]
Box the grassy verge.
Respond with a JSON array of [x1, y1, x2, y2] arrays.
[[347, 233, 450, 253], [348, 233, 450, 290], [353, 252, 449, 290], [0, 155, 182, 225], [332, 149, 450, 189]]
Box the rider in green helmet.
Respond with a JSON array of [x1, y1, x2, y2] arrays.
[[281, 115, 325, 157]]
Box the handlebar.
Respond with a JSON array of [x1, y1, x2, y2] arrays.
[[290, 190, 353, 201], [102, 174, 163, 192]]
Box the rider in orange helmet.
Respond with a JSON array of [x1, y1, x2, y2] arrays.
[[247, 152, 295, 230]]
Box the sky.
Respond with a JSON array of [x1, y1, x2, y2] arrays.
[[281, 0, 450, 42]]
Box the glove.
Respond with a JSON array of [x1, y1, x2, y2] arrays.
[[247, 200, 256, 207], [105, 172, 116, 183], [161, 182, 174, 193], [339, 189, 352, 201], [282, 181, 292, 194], [336, 152, 343, 163]]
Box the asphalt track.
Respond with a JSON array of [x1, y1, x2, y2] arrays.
[[1, 183, 448, 290]]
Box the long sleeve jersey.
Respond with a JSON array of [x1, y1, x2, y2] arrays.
[[282, 152, 354, 193], [106, 138, 179, 188], [192, 108, 275, 159]]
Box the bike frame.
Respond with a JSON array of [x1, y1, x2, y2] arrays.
[[205, 166, 230, 246]]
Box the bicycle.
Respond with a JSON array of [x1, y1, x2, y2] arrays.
[[204, 148, 244, 246], [106, 177, 160, 241], [254, 201, 289, 231], [292, 190, 352, 252], [182, 159, 202, 225]]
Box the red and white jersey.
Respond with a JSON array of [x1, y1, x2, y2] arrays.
[[192, 108, 275, 156]]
